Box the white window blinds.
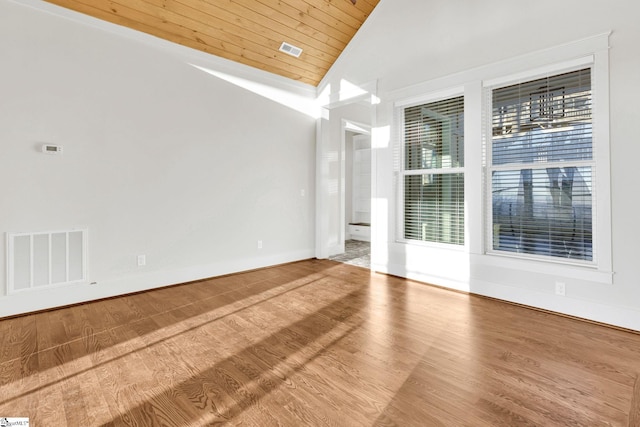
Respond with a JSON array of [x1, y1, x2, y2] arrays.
[[489, 68, 593, 261], [403, 96, 465, 245]]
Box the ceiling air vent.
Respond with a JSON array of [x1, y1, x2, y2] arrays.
[[279, 42, 303, 58]]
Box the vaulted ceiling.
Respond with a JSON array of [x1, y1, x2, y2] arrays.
[[43, 0, 380, 86]]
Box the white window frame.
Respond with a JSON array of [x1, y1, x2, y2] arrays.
[[482, 53, 612, 277], [395, 87, 467, 249], [385, 33, 612, 284]]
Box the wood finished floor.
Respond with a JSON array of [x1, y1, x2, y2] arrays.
[[1, 259, 639, 426]]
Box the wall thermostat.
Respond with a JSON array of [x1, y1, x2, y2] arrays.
[[41, 144, 63, 154]]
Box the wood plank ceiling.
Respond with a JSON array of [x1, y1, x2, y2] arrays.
[[43, 0, 380, 86]]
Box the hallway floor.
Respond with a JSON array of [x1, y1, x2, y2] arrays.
[[329, 239, 370, 268]]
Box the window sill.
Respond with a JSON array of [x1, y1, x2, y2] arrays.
[[471, 252, 613, 285]]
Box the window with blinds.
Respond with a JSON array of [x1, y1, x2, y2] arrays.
[[489, 68, 593, 261], [402, 96, 465, 245]]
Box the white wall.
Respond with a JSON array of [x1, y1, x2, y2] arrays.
[[324, 0, 640, 331], [0, 1, 316, 316]]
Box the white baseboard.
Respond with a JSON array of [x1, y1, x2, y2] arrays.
[[0, 249, 314, 318], [374, 262, 640, 332], [468, 278, 640, 333]]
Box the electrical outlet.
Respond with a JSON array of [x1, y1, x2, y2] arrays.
[[257, 240, 263, 249], [137, 255, 146, 267], [555, 281, 566, 296]]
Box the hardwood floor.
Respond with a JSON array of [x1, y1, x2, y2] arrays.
[[1, 259, 639, 426]]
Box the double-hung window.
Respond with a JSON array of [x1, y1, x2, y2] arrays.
[[488, 68, 594, 262], [401, 96, 465, 245]]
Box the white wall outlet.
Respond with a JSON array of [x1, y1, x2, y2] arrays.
[[301, 189, 305, 197], [555, 281, 566, 296], [257, 240, 263, 249], [137, 254, 146, 267]]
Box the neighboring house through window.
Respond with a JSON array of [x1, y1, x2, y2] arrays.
[[488, 68, 594, 263]]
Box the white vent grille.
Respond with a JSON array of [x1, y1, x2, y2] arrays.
[[279, 42, 303, 58], [6, 229, 88, 294]]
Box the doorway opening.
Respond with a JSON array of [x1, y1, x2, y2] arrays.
[[330, 121, 371, 268]]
